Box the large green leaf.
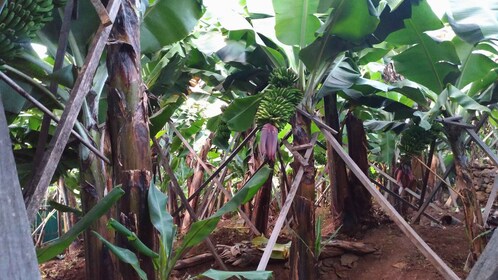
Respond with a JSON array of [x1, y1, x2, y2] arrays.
[[328, 0, 380, 42], [107, 219, 159, 258], [316, 57, 391, 100], [0, 79, 29, 113], [250, 15, 298, 69], [368, 130, 397, 164], [341, 89, 415, 119], [37, 187, 125, 263], [447, 0, 498, 44], [201, 269, 273, 280], [370, 0, 412, 44], [141, 0, 203, 53], [390, 80, 434, 108], [148, 183, 176, 259], [469, 68, 498, 98], [93, 232, 147, 280], [446, 85, 491, 113], [299, 35, 347, 71], [364, 120, 406, 133], [146, 47, 186, 90], [149, 94, 186, 137], [273, 0, 321, 47], [386, 1, 460, 93], [454, 39, 498, 89], [177, 165, 271, 252], [221, 95, 263, 131], [385, 0, 404, 11], [37, 0, 99, 58], [204, 0, 253, 31]]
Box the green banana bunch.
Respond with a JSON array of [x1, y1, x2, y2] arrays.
[[216, 120, 231, 140], [399, 125, 437, 157], [0, 0, 54, 63], [213, 120, 231, 149], [255, 87, 303, 128], [268, 67, 298, 89]]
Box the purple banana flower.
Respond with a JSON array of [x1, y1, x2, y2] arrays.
[[260, 123, 278, 162]]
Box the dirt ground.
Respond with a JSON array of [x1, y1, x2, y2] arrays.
[[40, 245, 85, 280], [39, 202, 473, 280]]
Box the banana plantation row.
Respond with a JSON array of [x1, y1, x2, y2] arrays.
[[1, 0, 498, 279]]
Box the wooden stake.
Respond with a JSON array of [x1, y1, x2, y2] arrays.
[[483, 174, 498, 225], [0, 72, 110, 164], [169, 123, 261, 236], [24, 0, 122, 222], [319, 127, 460, 280], [172, 127, 258, 216], [153, 139, 228, 271], [257, 133, 317, 271], [0, 98, 41, 279]]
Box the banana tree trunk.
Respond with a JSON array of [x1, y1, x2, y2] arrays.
[[446, 126, 485, 266], [252, 161, 275, 235], [106, 1, 155, 278], [289, 111, 316, 279], [79, 95, 114, 279], [324, 94, 349, 230], [344, 113, 372, 232]]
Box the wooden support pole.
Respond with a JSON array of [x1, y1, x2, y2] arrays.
[[411, 116, 489, 223], [172, 127, 258, 216], [296, 107, 337, 134], [370, 164, 447, 214], [89, 0, 112, 26], [257, 134, 317, 271], [153, 139, 228, 271], [24, 0, 122, 222], [0, 98, 41, 279], [282, 139, 309, 166], [483, 174, 498, 226], [419, 140, 436, 208], [0, 72, 110, 164], [467, 229, 498, 280], [169, 123, 261, 236], [465, 128, 498, 166], [370, 179, 440, 224], [319, 126, 460, 280]]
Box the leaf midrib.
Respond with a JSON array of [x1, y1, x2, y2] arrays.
[[406, 19, 444, 92]]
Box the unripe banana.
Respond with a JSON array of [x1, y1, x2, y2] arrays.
[[0, 0, 54, 62]]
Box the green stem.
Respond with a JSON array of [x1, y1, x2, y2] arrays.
[[19, 52, 54, 73], [2, 64, 62, 108]]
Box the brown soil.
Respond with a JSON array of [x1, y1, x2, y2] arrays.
[[40, 244, 85, 280], [39, 207, 471, 280]]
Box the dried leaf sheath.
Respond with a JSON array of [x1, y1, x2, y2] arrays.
[[106, 0, 155, 278]]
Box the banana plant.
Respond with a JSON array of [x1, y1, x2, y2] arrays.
[[36, 186, 125, 263], [95, 166, 272, 280], [203, 0, 417, 277], [345, 0, 498, 266]]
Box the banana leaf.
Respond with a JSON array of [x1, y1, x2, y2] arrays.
[[37, 187, 125, 263]]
